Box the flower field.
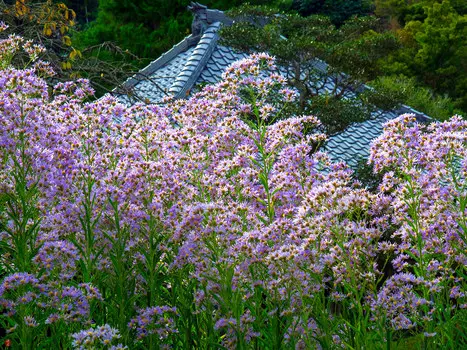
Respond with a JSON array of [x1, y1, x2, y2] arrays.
[[1, 26, 467, 349]]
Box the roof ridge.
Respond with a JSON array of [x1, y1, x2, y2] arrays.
[[169, 22, 221, 99]]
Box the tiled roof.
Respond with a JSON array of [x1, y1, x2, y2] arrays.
[[325, 111, 398, 168], [114, 6, 431, 168], [196, 45, 248, 85]]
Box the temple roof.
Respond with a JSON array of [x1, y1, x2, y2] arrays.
[[113, 3, 430, 168]]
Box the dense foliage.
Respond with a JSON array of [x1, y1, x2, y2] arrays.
[[1, 27, 467, 349], [62, 0, 99, 24], [376, 0, 467, 112], [291, 0, 373, 25], [368, 75, 462, 121]]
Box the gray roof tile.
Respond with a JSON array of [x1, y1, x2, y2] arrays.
[[196, 45, 248, 85], [325, 112, 397, 168]]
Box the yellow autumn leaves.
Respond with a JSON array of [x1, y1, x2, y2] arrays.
[[15, 1, 83, 71], [62, 48, 83, 70], [10, 0, 80, 70]]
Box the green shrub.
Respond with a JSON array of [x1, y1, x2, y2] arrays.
[[369, 75, 464, 120]]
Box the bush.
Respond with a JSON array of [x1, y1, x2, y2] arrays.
[[369, 75, 464, 120]]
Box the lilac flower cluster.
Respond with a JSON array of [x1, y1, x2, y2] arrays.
[[128, 306, 178, 341], [1, 30, 467, 348], [0, 273, 41, 318], [42, 283, 103, 324], [71, 324, 127, 350], [0, 21, 50, 73], [33, 240, 79, 280], [369, 114, 467, 330], [0, 272, 102, 333]]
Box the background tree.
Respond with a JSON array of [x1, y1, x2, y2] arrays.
[[61, 0, 98, 24], [375, 0, 466, 25], [406, 1, 467, 110], [291, 0, 373, 25], [0, 0, 145, 96], [1, 0, 78, 70], [376, 0, 467, 112], [221, 5, 400, 135], [368, 75, 461, 120]]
